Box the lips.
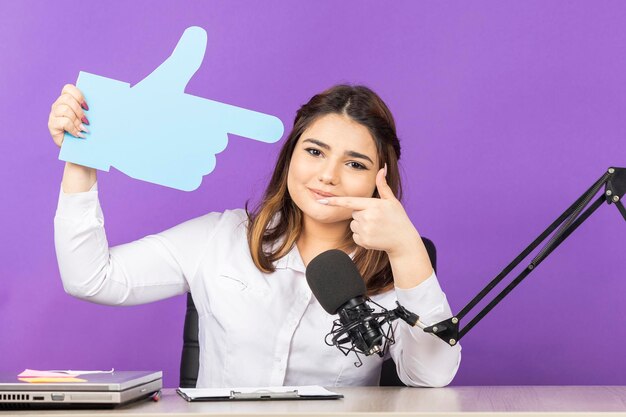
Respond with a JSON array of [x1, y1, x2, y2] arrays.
[[308, 188, 335, 199]]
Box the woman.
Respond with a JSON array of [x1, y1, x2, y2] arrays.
[[50, 83, 461, 388]]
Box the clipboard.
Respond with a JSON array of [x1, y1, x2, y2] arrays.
[[176, 385, 343, 401]]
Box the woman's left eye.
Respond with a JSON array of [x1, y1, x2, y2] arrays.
[[348, 162, 366, 170]]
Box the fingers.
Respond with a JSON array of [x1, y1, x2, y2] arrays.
[[320, 169, 395, 209], [321, 196, 377, 210], [52, 103, 84, 129], [350, 219, 359, 233], [60, 115, 86, 139], [350, 219, 362, 246], [349, 214, 369, 236], [375, 166, 395, 200], [48, 114, 84, 145], [52, 103, 88, 135], [54, 90, 88, 123], [49, 84, 89, 147], [61, 84, 88, 110]]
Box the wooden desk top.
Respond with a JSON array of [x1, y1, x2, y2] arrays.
[[8, 386, 626, 416]]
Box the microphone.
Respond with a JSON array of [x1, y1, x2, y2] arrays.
[[306, 249, 421, 367], [306, 249, 384, 356]]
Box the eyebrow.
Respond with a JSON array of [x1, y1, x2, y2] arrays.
[[302, 138, 375, 165]]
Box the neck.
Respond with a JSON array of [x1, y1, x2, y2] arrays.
[[297, 216, 353, 256]]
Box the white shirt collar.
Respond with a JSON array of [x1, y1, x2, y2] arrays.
[[273, 243, 305, 272], [274, 244, 356, 273]]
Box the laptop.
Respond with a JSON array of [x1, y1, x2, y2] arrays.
[[0, 370, 162, 410]]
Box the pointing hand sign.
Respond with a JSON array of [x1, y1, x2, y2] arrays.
[[59, 26, 284, 191]]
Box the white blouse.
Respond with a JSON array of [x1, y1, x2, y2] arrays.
[[54, 182, 461, 388]]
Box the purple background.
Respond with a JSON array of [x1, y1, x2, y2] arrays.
[[1, 1, 625, 388]]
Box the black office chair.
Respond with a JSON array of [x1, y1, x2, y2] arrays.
[[179, 238, 437, 388]]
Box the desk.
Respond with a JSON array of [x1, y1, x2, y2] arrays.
[[8, 386, 626, 416]]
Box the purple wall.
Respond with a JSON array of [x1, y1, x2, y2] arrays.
[[1, 1, 625, 388]]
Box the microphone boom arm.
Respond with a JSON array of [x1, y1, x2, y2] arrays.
[[420, 167, 626, 346]]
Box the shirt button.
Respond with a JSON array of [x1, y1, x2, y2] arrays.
[[274, 357, 281, 363]]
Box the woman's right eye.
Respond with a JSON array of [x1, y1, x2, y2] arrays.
[[305, 148, 322, 157]]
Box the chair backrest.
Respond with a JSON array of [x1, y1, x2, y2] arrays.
[[179, 237, 437, 388]]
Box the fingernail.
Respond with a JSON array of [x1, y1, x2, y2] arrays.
[[79, 124, 89, 132], [77, 132, 86, 139], [82, 115, 90, 125], [384, 163, 388, 177], [317, 199, 329, 205], [81, 101, 89, 111]]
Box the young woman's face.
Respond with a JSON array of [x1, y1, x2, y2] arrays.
[[287, 113, 379, 225]]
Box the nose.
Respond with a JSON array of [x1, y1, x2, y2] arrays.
[[318, 160, 339, 185]]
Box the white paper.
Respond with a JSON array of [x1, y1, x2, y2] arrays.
[[178, 385, 339, 398]]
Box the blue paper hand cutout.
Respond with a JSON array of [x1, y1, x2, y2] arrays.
[[59, 26, 284, 191]]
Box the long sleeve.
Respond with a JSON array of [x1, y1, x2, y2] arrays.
[[54, 182, 216, 306], [389, 271, 462, 387]]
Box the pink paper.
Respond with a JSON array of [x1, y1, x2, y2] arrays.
[[18, 369, 81, 378]]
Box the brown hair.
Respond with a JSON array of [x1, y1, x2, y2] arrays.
[[245, 84, 402, 296]]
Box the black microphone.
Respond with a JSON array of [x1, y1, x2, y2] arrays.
[[306, 249, 422, 366], [305, 249, 386, 360]]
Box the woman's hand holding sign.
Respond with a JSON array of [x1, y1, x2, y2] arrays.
[[50, 26, 284, 192]]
